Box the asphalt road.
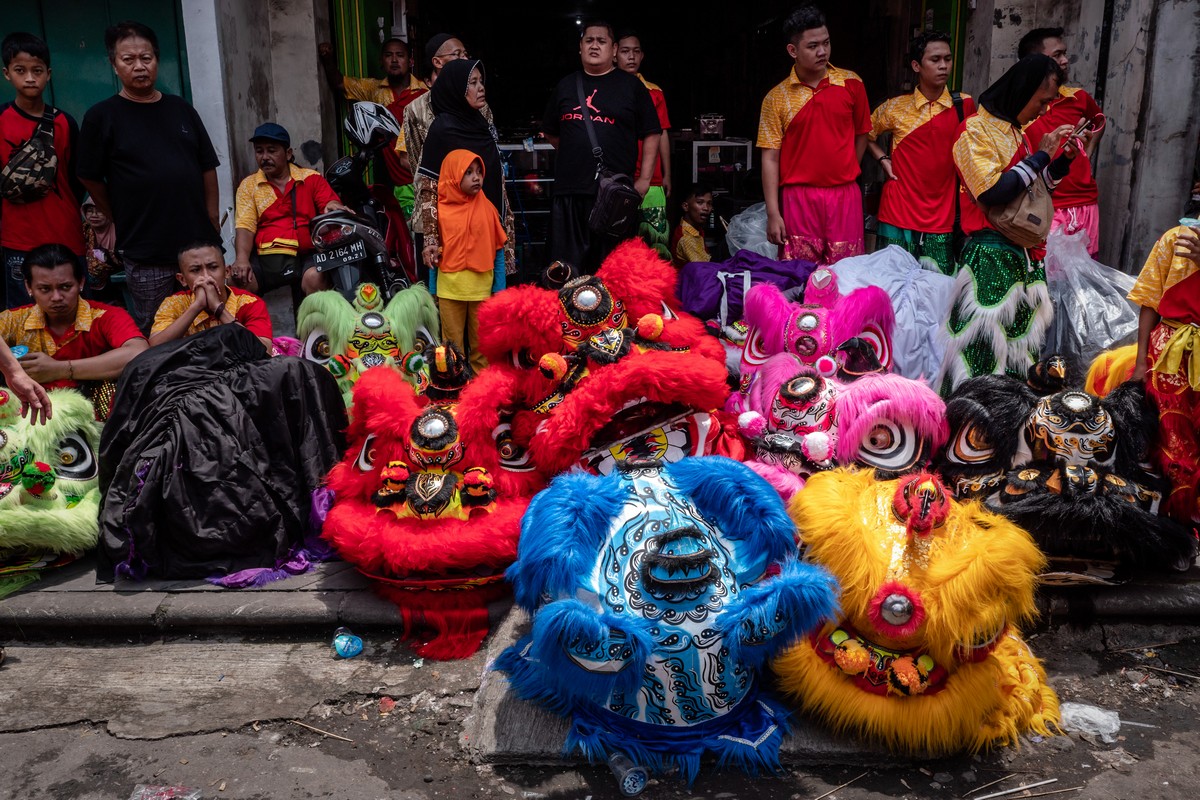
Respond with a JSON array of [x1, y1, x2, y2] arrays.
[[1, 620, 1198, 800]]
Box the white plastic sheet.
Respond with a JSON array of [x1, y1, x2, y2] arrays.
[[830, 246, 954, 386], [725, 203, 777, 259], [1058, 701, 1121, 743], [1043, 228, 1139, 379]]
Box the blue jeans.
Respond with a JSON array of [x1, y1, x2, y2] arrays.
[[3, 248, 32, 309]]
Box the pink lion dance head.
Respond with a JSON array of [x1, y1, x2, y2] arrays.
[[732, 268, 895, 413]]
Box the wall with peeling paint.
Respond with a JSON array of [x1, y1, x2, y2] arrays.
[[960, 0, 1200, 271], [180, 0, 338, 249]]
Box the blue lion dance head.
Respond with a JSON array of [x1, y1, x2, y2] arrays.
[[496, 456, 839, 787]]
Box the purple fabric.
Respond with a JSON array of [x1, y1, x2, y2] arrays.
[[310, 486, 336, 531], [207, 534, 332, 589], [678, 250, 818, 324]]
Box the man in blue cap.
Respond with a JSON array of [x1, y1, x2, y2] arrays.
[[229, 123, 345, 307]]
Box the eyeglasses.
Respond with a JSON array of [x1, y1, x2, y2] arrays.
[[436, 48, 469, 60]]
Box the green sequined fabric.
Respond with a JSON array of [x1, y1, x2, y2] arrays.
[[940, 236, 1048, 396], [875, 222, 957, 276]]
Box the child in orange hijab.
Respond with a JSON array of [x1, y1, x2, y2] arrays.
[[430, 148, 507, 375]]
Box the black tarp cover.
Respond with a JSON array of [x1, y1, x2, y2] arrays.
[[97, 325, 347, 581]]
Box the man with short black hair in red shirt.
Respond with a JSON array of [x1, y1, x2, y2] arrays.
[[758, 5, 871, 265], [866, 32, 975, 275], [1019, 27, 1106, 256], [1, 32, 85, 310], [0, 243, 146, 395]]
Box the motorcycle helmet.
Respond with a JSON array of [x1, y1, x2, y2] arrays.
[[344, 101, 402, 150]]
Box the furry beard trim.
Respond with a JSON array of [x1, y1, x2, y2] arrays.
[[496, 640, 793, 787], [772, 630, 1059, 754], [377, 581, 510, 659], [0, 491, 100, 556], [992, 466, 1198, 569], [937, 267, 1054, 394], [322, 497, 524, 578]]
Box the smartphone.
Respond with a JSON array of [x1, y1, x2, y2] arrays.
[[1070, 118, 1095, 138]]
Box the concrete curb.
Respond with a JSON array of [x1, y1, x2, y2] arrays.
[[2, 560, 1199, 637]]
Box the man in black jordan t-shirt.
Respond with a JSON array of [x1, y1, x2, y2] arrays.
[[543, 20, 661, 274]]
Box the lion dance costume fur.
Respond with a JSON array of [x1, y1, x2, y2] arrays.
[[296, 282, 439, 404], [471, 240, 740, 479], [0, 388, 101, 597], [774, 469, 1059, 754], [497, 457, 838, 786], [322, 366, 541, 659], [938, 374, 1196, 573], [737, 354, 947, 500], [732, 267, 895, 413]]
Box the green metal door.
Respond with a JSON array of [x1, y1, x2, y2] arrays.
[[0, 0, 190, 121], [921, 0, 968, 91]]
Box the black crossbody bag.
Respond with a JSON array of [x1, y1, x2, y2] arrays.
[[576, 73, 642, 239]]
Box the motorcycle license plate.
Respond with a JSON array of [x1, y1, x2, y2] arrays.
[[312, 239, 368, 273]]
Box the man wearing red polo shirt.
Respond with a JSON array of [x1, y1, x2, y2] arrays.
[[0, 242, 146, 392], [318, 37, 427, 215], [229, 123, 345, 310], [1019, 27, 1105, 256], [866, 32, 975, 275], [617, 31, 673, 259], [758, 5, 871, 265]]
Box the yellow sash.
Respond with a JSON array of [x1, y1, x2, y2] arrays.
[[1151, 318, 1200, 390]]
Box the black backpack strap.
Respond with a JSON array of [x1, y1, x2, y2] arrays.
[[950, 91, 966, 257], [575, 72, 604, 176]]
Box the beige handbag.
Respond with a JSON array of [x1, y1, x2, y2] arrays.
[[985, 174, 1053, 249]]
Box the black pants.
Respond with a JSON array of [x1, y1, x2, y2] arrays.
[[549, 194, 618, 276]]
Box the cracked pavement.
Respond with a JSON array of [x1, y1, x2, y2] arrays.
[[1, 620, 1198, 799]]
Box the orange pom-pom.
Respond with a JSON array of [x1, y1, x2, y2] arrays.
[[637, 313, 664, 341], [538, 352, 568, 381], [833, 638, 871, 675], [888, 656, 928, 695], [462, 466, 492, 487]]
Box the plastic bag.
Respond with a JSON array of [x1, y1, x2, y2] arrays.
[[1058, 701, 1121, 743], [725, 203, 777, 259], [830, 246, 955, 386], [1043, 229, 1139, 380], [127, 787, 202, 800]]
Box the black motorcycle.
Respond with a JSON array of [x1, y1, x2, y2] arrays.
[[309, 101, 415, 301]]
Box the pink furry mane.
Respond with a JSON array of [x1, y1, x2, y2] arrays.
[[834, 373, 948, 464]]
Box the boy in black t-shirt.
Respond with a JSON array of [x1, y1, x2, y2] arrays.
[[542, 21, 661, 274]]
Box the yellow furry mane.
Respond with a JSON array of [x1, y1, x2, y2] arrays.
[[776, 469, 1060, 754]]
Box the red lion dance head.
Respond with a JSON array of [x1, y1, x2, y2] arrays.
[[322, 366, 536, 659], [471, 239, 742, 477]]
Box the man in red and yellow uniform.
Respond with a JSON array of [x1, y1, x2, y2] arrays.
[[758, 5, 871, 265], [866, 32, 974, 275], [1129, 207, 1200, 523], [318, 37, 427, 216], [1019, 28, 1105, 256], [0, 243, 146, 395], [150, 242, 273, 352], [229, 124, 345, 308], [617, 32, 673, 258]]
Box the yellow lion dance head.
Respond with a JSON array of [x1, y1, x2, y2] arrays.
[[773, 468, 1060, 754]]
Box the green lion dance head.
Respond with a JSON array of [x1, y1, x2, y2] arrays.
[[296, 283, 440, 405], [0, 387, 102, 596]]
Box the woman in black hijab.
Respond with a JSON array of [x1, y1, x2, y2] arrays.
[[936, 53, 1090, 396], [416, 58, 515, 278]]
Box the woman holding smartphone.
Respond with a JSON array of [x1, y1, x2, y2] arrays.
[[936, 54, 1090, 395]]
